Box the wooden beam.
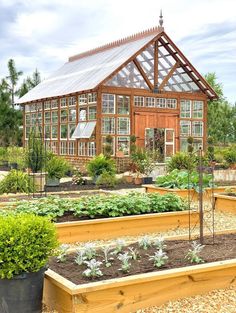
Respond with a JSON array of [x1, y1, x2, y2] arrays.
[[159, 62, 179, 91], [133, 58, 154, 90], [154, 40, 158, 87]]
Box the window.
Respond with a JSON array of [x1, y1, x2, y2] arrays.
[[68, 96, 76, 106], [44, 112, 51, 124], [78, 94, 87, 105], [166, 99, 177, 109], [78, 142, 86, 156], [25, 126, 31, 139], [51, 111, 58, 124], [102, 94, 115, 114], [88, 107, 97, 120], [117, 95, 130, 114], [60, 98, 67, 107], [60, 125, 68, 139], [37, 113, 42, 124], [51, 126, 58, 139], [79, 108, 87, 121], [69, 108, 76, 122], [68, 141, 75, 155], [192, 121, 203, 137], [60, 141, 67, 155], [180, 120, 191, 136], [117, 117, 130, 135], [36, 102, 43, 111], [180, 100, 191, 118], [102, 136, 115, 156], [31, 103, 36, 111], [60, 110, 68, 123], [51, 142, 58, 154], [45, 141, 51, 150], [156, 98, 166, 108], [134, 96, 144, 107], [51, 99, 58, 108], [146, 97, 155, 107], [44, 125, 51, 139], [25, 114, 30, 125], [68, 124, 76, 138], [193, 101, 203, 119], [25, 105, 30, 112], [193, 138, 203, 150], [44, 101, 51, 110], [88, 93, 97, 103], [117, 137, 130, 156], [88, 142, 96, 156], [102, 117, 115, 134], [180, 138, 188, 152], [31, 113, 36, 124]]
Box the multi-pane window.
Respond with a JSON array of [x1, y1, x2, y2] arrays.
[[180, 100, 191, 118], [69, 108, 76, 122], [134, 96, 144, 107], [180, 138, 188, 152], [68, 96, 76, 106], [193, 101, 203, 119], [78, 94, 87, 105], [78, 142, 86, 156], [51, 99, 58, 108], [102, 117, 115, 134], [102, 94, 115, 114], [117, 137, 130, 156], [102, 136, 115, 156], [68, 124, 76, 138], [25, 126, 31, 139], [51, 111, 58, 124], [146, 97, 155, 107], [193, 138, 203, 150], [79, 108, 87, 121], [51, 126, 58, 139], [37, 113, 42, 124], [156, 98, 166, 108], [88, 142, 96, 156], [25, 105, 30, 112], [60, 98, 67, 107], [44, 112, 51, 124], [180, 120, 191, 136], [44, 125, 51, 139], [192, 121, 203, 137], [88, 93, 97, 103], [60, 110, 68, 123], [44, 101, 51, 110], [117, 117, 130, 135], [68, 141, 75, 155], [45, 141, 51, 150], [60, 141, 67, 155], [51, 142, 58, 154], [88, 107, 97, 120], [166, 99, 177, 109], [31, 113, 36, 124], [117, 96, 130, 114], [60, 125, 68, 139], [25, 114, 31, 125]]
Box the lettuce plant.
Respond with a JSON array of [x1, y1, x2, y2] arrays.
[[83, 259, 103, 278]]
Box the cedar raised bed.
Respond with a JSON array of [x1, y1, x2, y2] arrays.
[[56, 210, 199, 243], [214, 193, 236, 214], [43, 232, 236, 313]]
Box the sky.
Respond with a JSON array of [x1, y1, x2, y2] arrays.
[[0, 0, 236, 103]]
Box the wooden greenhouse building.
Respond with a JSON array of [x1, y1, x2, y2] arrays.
[[18, 17, 218, 170]]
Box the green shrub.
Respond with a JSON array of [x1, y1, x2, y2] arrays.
[[46, 155, 71, 179], [87, 154, 116, 179], [7, 146, 26, 169], [0, 170, 35, 194], [155, 169, 213, 191], [167, 152, 196, 172], [0, 147, 8, 164], [224, 148, 236, 165], [95, 171, 118, 188], [0, 214, 58, 279], [26, 128, 45, 172]]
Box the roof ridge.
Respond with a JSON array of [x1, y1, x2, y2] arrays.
[[68, 26, 163, 62]]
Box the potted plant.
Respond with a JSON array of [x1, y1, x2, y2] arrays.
[[134, 171, 143, 185], [0, 213, 58, 313], [87, 154, 116, 183], [46, 155, 71, 187]]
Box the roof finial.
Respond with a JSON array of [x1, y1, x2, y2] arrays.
[[159, 9, 164, 27]]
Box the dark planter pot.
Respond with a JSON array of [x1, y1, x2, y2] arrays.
[[10, 162, 18, 170], [46, 177, 60, 187], [0, 267, 46, 313], [142, 176, 153, 184]]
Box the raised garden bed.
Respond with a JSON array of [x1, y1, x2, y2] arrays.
[[43, 233, 236, 313], [215, 193, 236, 214]]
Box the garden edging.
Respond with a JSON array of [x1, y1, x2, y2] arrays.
[[214, 193, 236, 214]]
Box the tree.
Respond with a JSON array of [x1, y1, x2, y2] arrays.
[[17, 69, 41, 98], [6, 59, 23, 107]]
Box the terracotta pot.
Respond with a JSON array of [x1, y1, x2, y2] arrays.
[[125, 175, 134, 183], [134, 177, 143, 185], [116, 151, 124, 157]]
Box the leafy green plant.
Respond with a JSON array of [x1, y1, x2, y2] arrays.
[[138, 235, 152, 250], [26, 128, 45, 173], [149, 249, 168, 268], [0, 147, 7, 164], [185, 241, 205, 264], [117, 252, 132, 273], [7, 146, 26, 169], [153, 236, 166, 250], [95, 171, 118, 188], [56, 244, 70, 263], [155, 169, 213, 191], [102, 246, 113, 267], [128, 247, 139, 260], [167, 152, 196, 172], [83, 259, 103, 278], [0, 214, 58, 279], [75, 250, 86, 266], [113, 239, 126, 254], [46, 155, 71, 180], [87, 154, 116, 180], [0, 170, 35, 194], [82, 243, 97, 260], [72, 169, 85, 185]]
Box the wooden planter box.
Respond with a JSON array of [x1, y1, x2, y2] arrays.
[[56, 210, 199, 243], [144, 185, 232, 201], [215, 194, 236, 214], [43, 258, 236, 313]]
